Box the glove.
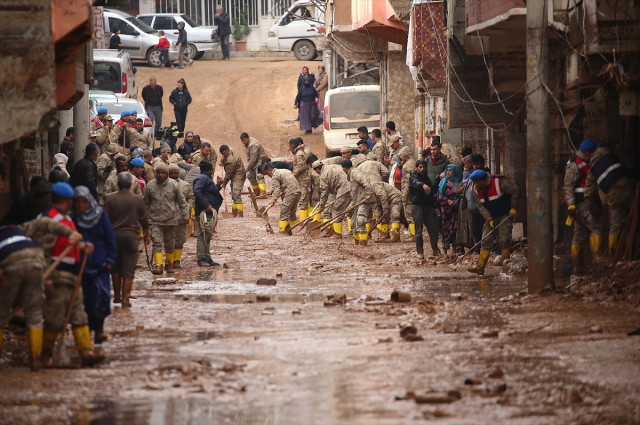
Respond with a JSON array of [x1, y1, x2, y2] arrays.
[[509, 208, 516, 217], [489, 220, 495, 229], [567, 204, 576, 215]]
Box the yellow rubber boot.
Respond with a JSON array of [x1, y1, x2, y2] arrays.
[[29, 328, 43, 371], [501, 249, 510, 260], [467, 249, 490, 275], [353, 232, 360, 245], [312, 210, 321, 222], [289, 219, 299, 227], [365, 222, 371, 233], [236, 203, 244, 218], [409, 223, 416, 236], [72, 325, 93, 351], [299, 208, 308, 221], [165, 252, 175, 273], [42, 330, 58, 359], [347, 219, 352, 233], [73, 325, 105, 366], [359, 233, 368, 246], [278, 220, 289, 233], [378, 224, 389, 233], [173, 248, 183, 269], [590, 234, 601, 253], [258, 183, 267, 192], [332, 222, 343, 238], [390, 223, 401, 242], [231, 204, 238, 217], [609, 235, 619, 256], [152, 252, 163, 275], [252, 185, 260, 194]]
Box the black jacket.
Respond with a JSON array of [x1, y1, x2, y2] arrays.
[[297, 73, 315, 90], [169, 88, 192, 110], [69, 156, 98, 199], [215, 12, 231, 37], [177, 27, 187, 46], [141, 84, 163, 108], [193, 172, 223, 216], [409, 170, 436, 207]]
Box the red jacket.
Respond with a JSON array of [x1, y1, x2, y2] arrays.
[[155, 37, 170, 49]]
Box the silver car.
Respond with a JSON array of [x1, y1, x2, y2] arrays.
[[103, 8, 179, 67]]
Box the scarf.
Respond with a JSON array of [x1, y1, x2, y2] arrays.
[[314, 73, 325, 88], [72, 185, 103, 229], [439, 164, 461, 197]]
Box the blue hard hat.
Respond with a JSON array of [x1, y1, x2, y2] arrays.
[[579, 138, 596, 151], [130, 158, 144, 167], [97, 106, 108, 114], [469, 170, 487, 181], [51, 182, 74, 198]]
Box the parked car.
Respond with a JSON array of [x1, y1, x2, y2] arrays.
[[90, 95, 154, 136], [266, 0, 324, 60], [92, 50, 139, 98], [323, 85, 380, 157], [137, 13, 218, 60], [102, 8, 179, 67]]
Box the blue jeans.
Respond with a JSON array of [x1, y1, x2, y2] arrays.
[[221, 34, 230, 58]]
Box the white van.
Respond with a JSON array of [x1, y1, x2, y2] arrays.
[[323, 85, 381, 157], [92, 50, 138, 98], [265, 0, 324, 60]]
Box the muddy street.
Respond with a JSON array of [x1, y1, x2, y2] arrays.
[[1, 59, 640, 425]]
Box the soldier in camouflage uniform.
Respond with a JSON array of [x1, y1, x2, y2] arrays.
[[129, 118, 154, 150], [191, 142, 217, 168], [169, 163, 195, 268], [563, 138, 602, 273], [372, 181, 403, 242], [144, 163, 189, 274], [96, 143, 121, 204], [371, 129, 388, 170], [399, 146, 417, 238], [343, 159, 374, 246], [104, 155, 142, 198], [0, 217, 82, 370], [584, 144, 635, 256], [241, 133, 268, 198], [357, 139, 376, 161], [358, 159, 389, 183], [36, 183, 105, 366], [262, 164, 302, 235], [220, 144, 247, 217], [95, 114, 117, 153], [313, 160, 351, 238], [289, 139, 312, 221], [467, 170, 520, 275]]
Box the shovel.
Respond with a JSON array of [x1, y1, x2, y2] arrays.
[[314, 198, 369, 232], [448, 215, 512, 271], [260, 204, 275, 234], [290, 201, 321, 232], [247, 185, 262, 217]]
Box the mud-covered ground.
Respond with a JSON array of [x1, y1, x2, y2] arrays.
[[1, 59, 640, 424]]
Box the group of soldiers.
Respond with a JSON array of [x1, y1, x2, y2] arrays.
[[564, 138, 636, 274], [91, 106, 155, 154]]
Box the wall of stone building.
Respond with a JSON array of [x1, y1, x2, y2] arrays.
[[385, 49, 416, 148], [462, 127, 489, 160], [0, 132, 53, 221]]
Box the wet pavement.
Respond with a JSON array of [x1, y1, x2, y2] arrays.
[[1, 206, 640, 425]]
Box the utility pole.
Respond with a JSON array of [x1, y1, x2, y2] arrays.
[[526, 0, 554, 292]]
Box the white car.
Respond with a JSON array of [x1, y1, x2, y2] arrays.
[[90, 95, 154, 136], [266, 0, 324, 60], [323, 85, 381, 157], [137, 13, 218, 60]]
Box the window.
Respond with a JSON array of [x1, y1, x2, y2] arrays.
[[153, 16, 177, 30], [138, 16, 153, 25], [109, 18, 136, 36], [93, 62, 122, 93]]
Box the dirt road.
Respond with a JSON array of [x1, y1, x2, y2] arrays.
[[1, 59, 640, 425], [138, 57, 327, 158]]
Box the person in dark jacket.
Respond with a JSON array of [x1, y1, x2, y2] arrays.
[[141, 77, 163, 131], [296, 66, 315, 90], [72, 186, 117, 344], [1, 177, 52, 225], [215, 6, 232, 60], [176, 21, 191, 68], [409, 160, 440, 261], [109, 28, 122, 50], [169, 78, 192, 132], [294, 77, 319, 134], [69, 143, 99, 200], [193, 161, 223, 267], [261, 156, 293, 171], [60, 127, 74, 172]]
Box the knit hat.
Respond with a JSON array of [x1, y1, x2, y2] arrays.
[[579, 138, 596, 151], [312, 160, 323, 169], [97, 106, 108, 114], [185, 130, 194, 137], [160, 144, 172, 153], [130, 157, 144, 167], [168, 163, 180, 173], [51, 182, 74, 198], [340, 146, 352, 154], [155, 162, 169, 173], [131, 147, 144, 159], [469, 170, 487, 181]]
